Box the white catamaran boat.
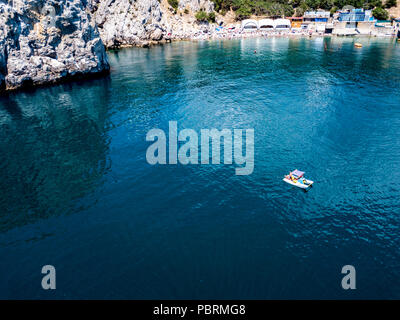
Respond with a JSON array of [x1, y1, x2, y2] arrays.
[[283, 169, 313, 189]]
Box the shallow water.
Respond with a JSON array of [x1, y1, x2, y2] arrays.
[[0, 37, 400, 299]]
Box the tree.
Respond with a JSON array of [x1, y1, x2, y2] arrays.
[[211, 0, 233, 12], [372, 7, 389, 20], [235, 6, 253, 19], [195, 10, 209, 21], [320, 0, 335, 10], [232, 0, 254, 19], [205, 0, 395, 21], [330, 6, 339, 14], [384, 0, 397, 8], [168, 0, 179, 10], [211, 0, 223, 11], [370, 0, 384, 7], [208, 11, 216, 22], [305, 0, 320, 9], [284, 4, 295, 16]]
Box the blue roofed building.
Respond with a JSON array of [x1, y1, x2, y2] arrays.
[[338, 9, 375, 22]]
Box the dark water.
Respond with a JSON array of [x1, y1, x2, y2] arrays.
[[1, 37, 400, 299]]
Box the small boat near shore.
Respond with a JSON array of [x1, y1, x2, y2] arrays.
[[283, 169, 314, 190]]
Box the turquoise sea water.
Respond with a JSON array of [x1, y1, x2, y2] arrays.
[[0, 37, 400, 299]]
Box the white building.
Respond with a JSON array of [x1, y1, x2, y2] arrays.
[[259, 19, 275, 29], [274, 19, 291, 30], [241, 19, 258, 31]]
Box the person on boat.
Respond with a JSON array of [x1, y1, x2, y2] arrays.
[[285, 172, 298, 182]]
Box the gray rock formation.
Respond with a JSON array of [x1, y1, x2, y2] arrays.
[[0, 37, 6, 90], [178, 0, 214, 13], [0, 0, 217, 91], [0, 0, 109, 92], [89, 0, 215, 48], [89, 0, 166, 48]]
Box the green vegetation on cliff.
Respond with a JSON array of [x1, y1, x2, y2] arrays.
[[372, 6, 389, 19], [210, 0, 396, 20], [168, 0, 179, 10], [195, 10, 217, 22]]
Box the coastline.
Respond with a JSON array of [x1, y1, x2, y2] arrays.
[[2, 33, 399, 94], [178, 28, 399, 42], [1, 0, 399, 93], [103, 26, 400, 49], [0, 68, 111, 96]]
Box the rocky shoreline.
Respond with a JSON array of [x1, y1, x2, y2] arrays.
[[0, 0, 112, 92], [0, 0, 218, 92], [1, 0, 399, 92]]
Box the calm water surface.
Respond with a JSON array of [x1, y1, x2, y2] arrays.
[[0, 37, 400, 299]]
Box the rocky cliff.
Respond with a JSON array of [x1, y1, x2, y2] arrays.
[[0, 0, 215, 92], [89, 0, 215, 48], [388, 3, 400, 19], [0, 0, 109, 92], [88, 0, 165, 48], [178, 0, 214, 13]]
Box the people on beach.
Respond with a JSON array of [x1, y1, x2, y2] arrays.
[[182, 19, 400, 42]]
